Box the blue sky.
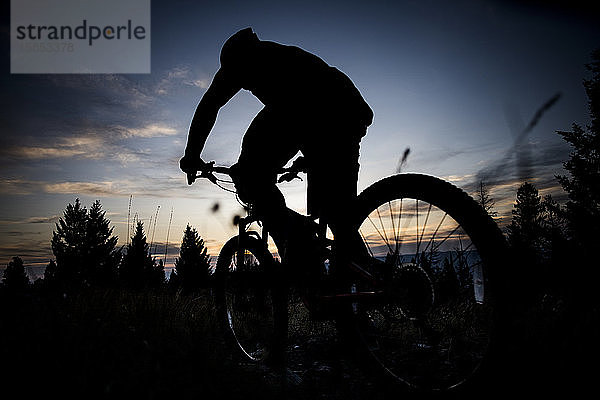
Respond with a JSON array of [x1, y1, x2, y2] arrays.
[[1, 0, 599, 275]]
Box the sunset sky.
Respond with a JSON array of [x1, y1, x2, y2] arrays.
[[1, 0, 599, 277]]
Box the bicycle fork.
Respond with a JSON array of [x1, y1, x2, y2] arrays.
[[235, 214, 270, 264], [235, 214, 288, 367]]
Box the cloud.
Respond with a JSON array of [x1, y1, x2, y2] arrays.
[[0, 238, 53, 267], [431, 138, 569, 231], [443, 174, 474, 184], [0, 63, 199, 178], [1, 179, 132, 198], [5, 145, 97, 164], [155, 65, 210, 95], [43, 181, 125, 197], [477, 93, 564, 185], [25, 215, 60, 224], [407, 142, 503, 171], [46, 74, 155, 109], [12, 147, 88, 159], [2, 122, 181, 167], [3, 132, 105, 160], [472, 139, 569, 189], [121, 123, 179, 138], [0, 214, 61, 225], [0, 179, 41, 196], [0, 174, 230, 201], [187, 79, 210, 89]]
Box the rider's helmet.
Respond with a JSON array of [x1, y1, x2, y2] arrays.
[[220, 27, 259, 67]]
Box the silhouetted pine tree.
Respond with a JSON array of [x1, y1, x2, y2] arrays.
[[173, 224, 211, 292], [167, 269, 180, 292], [2, 256, 29, 293], [87, 201, 121, 286], [538, 194, 569, 295], [507, 182, 544, 256], [556, 50, 600, 263], [542, 51, 600, 372], [43, 260, 58, 289], [539, 195, 568, 257], [507, 182, 546, 300], [50, 199, 120, 290], [156, 259, 166, 287], [476, 180, 498, 219], [120, 221, 164, 289], [555, 50, 600, 313], [51, 199, 88, 288]]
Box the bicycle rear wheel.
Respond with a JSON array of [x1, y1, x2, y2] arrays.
[[214, 235, 285, 364], [351, 174, 506, 391]]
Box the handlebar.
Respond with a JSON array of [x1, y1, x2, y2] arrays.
[[184, 158, 307, 186], [185, 162, 231, 185]]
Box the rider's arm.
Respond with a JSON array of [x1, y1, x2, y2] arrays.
[[184, 68, 241, 158]]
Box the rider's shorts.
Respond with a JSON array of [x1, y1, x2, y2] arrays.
[[233, 106, 366, 227]]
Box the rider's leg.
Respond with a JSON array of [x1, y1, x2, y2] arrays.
[[230, 108, 305, 367], [303, 129, 368, 284], [230, 107, 316, 261]]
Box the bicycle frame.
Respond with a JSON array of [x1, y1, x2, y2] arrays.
[[189, 161, 381, 296]]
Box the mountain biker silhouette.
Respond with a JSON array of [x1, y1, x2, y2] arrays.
[[180, 28, 373, 270]]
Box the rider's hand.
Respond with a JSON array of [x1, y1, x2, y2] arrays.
[[180, 154, 208, 185], [179, 154, 206, 174]]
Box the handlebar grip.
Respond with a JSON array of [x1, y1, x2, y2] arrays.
[[186, 172, 196, 185]]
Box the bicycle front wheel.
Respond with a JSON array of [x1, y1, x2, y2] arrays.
[[214, 235, 284, 364], [351, 174, 506, 391]]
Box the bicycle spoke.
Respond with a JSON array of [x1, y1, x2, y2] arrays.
[[376, 207, 391, 249], [389, 201, 397, 252], [396, 199, 403, 252], [418, 203, 432, 255], [415, 200, 419, 256], [422, 212, 448, 254], [432, 224, 461, 253], [456, 234, 468, 266], [360, 230, 375, 258], [367, 215, 394, 254]]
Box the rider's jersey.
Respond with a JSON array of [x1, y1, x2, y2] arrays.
[[219, 40, 374, 128]]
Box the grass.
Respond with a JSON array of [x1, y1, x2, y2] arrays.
[[0, 288, 283, 399], [1, 285, 598, 399], [0, 287, 393, 399]]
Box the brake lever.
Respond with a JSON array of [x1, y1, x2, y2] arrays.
[[200, 170, 218, 184], [186, 161, 216, 185]]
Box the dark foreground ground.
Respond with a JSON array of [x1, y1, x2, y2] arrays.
[[0, 288, 597, 399]]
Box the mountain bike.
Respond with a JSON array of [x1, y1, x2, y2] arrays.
[[186, 160, 507, 392]]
